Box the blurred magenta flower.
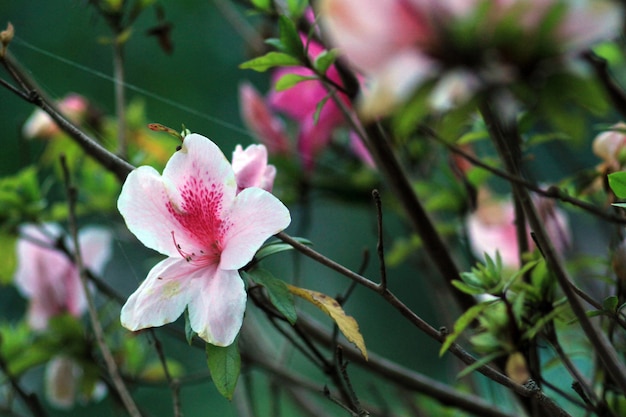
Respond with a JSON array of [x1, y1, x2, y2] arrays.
[[117, 134, 291, 346], [14, 223, 112, 330], [466, 189, 570, 268], [267, 36, 351, 170], [239, 82, 291, 155], [22, 94, 89, 139], [232, 143, 277, 193], [321, 0, 622, 118]]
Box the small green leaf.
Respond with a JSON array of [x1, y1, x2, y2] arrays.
[[242, 269, 297, 324], [239, 52, 301, 72], [609, 171, 626, 198], [250, 0, 271, 12], [602, 295, 619, 312], [255, 238, 312, 261], [440, 301, 496, 356], [206, 341, 241, 400], [457, 351, 504, 378], [286, 0, 308, 19], [275, 73, 316, 91], [313, 49, 338, 75], [313, 95, 331, 125], [278, 15, 304, 59], [184, 308, 194, 345]]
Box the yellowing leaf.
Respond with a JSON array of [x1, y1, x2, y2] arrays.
[[287, 285, 368, 360]]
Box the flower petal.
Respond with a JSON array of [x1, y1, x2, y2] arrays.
[[79, 227, 112, 275], [117, 166, 186, 257], [187, 268, 247, 346], [120, 257, 202, 331], [220, 187, 291, 270]]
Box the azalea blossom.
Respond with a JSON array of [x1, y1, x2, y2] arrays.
[[232, 144, 277, 193], [117, 134, 291, 346], [267, 35, 351, 170], [14, 223, 112, 330], [321, 0, 622, 118], [466, 189, 570, 268], [592, 123, 626, 171], [22, 94, 89, 139], [239, 82, 291, 155], [44, 356, 107, 409]]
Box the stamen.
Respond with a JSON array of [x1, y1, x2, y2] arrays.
[[170, 231, 217, 267]]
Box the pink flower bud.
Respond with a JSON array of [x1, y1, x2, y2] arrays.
[[239, 82, 290, 155], [231, 143, 277, 193]]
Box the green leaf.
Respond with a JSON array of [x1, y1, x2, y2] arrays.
[[278, 15, 304, 59], [440, 301, 496, 356], [286, 0, 308, 19], [255, 238, 312, 261], [313, 49, 338, 75], [184, 308, 194, 345], [206, 341, 241, 400], [313, 95, 331, 125], [457, 351, 504, 378], [239, 52, 301, 72], [274, 73, 316, 91], [250, 0, 271, 12], [609, 171, 626, 198], [0, 233, 17, 284], [602, 295, 619, 312], [451, 280, 486, 295], [242, 269, 297, 324]]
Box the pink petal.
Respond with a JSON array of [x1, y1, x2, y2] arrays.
[[219, 187, 291, 270], [359, 50, 436, 118], [321, 0, 433, 74], [232, 144, 276, 192], [238, 82, 290, 155], [187, 268, 247, 346], [120, 257, 201, 331], [117, 166, 187, 257], [268, 66, 326, 122], [79, 227, 113, 275]]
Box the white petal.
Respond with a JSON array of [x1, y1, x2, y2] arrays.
[[188, 268, 247, 346]]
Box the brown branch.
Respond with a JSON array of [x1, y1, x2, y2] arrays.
[[0, 51, 134, 181]]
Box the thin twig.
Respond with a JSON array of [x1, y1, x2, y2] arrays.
[[423, 128, 626, 225], [147, 331, 182, 417], [372, 190, 387, 290], [60, 155, 142, 417], [113, 39, 127, 158]]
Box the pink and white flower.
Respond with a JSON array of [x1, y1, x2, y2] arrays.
[[22, 94, 89, 139], [117, 134, 291, 346], [232, 144, 276, 193], [466, 189, 570, 268], [14, 223, 112, 330]]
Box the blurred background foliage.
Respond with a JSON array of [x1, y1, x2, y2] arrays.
[[1, 1, 624, 416]]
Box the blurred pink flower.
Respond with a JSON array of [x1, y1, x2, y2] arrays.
[[593, 123, 626, 170], [22, 94, 89, 139], [321, 0, 621, 118], [14, 223, 112, 330], [266, 36, 358, 170], [232, 143, 277, 193], [466, 189, 570, 268], [239, 82, 291, 155], [44, 356, 107, 409], [117, 134, 291, 346]]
